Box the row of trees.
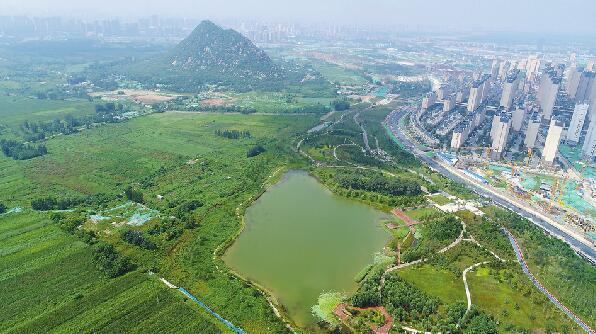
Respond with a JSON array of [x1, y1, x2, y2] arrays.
[[382, 273, 439, 321], [247, 145, 266, 158], [124, 186, 144, 204], [92, 242, 133, 278], [22, 115, 80, 136], [0, 139, 47, 160], [334, 170, 421, 197], [331, 99, 350, 111], [20, 102, 127, 143], [121, 230, 156, 250], [214, 129, 251, 139], [0, 203, 6, 214], [31, 196, 81, 211], [95, 102, 124, 114]]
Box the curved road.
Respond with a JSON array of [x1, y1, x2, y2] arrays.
[[502, 229, 594, 334], [387, 108, 596, 264]]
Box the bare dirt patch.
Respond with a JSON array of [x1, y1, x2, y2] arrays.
[[90, 89, 179, 104]]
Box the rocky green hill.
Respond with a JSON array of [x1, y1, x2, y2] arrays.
[[169, 20, 282, 81], [88, 21, 299, 92], [87, 20, 335, 94]]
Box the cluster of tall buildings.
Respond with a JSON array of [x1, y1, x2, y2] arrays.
[[0, 15, 200, 39], [441, 54, 596, 167], [0, 15, 402, 43]]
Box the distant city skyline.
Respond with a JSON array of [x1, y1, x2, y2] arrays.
[[2, 0, 596, 35]]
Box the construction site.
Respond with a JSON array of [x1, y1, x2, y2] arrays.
[[435, 146, 596, 246]]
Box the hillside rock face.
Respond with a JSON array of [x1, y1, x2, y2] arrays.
[[169, 20, 281, 81]]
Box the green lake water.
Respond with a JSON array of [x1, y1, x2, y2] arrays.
[[223, 170, 390, 331]]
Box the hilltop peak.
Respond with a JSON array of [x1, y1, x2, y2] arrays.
[[169, 20, 280, 82]]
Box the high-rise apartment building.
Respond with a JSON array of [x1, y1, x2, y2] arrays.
[[565, 66, 582, 98], [582, 116, 596, 160], [421, 92, 437, 109], [542, 117, 565, 165], [443, 94, 456, 112], [524, 113, 542, 148], [575, 71, 595, 102], [566, 103, 590, 144], [451, 123, 470, 150], [491, 112, 511, 159], [537, 70, 560, 120], [467, 82, 482, 112], [511, 105, 525, 132], [500, 71, 519, 110]]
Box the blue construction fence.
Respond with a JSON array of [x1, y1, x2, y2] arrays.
[[178, 287, 246, 334]]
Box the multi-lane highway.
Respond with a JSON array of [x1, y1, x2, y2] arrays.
[[386, 108, 596, 263]]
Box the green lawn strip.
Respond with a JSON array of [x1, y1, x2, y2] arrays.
[[428, 194, 452, 205], [397, 264, 466, 304], [404, 206, 441, 221]]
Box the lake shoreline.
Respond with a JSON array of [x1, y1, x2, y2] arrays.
[[221, 169, 390, 332], [214, 165, 300, 333]]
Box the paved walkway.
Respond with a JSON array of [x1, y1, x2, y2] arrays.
[[462, 262, 489, 312]]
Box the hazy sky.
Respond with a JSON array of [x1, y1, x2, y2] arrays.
[[2, 0, 596, 34]]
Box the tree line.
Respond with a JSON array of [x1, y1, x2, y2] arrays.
[[214, 129, 251, 139], [0, 139, 47, 160], [333, 170, 422, 197], [121, 230, 156, 250], [19, 102, 127, 143], [332, 99, 350, 111], [247, 145, 266, 158], [31, 196, 81, 211]]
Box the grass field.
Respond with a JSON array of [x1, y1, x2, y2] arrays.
[[482, 206, 596, 328], [310, 61, 369, 86], [428, 194, 452, 205], [0, 95, 95, 128], [0, 212, 226, 334], [468, 266, 578, 333], [1, 112, 316, 205], [404, 206, 441, 221], [232, 91, 334, 113], [0, 111, 318, 333], [397, 264, 465, 304]]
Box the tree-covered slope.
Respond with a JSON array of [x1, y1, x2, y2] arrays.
[[169, 20, 281, 81]]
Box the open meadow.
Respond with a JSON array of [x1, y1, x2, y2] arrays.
[[0, 109, 318, 334]]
